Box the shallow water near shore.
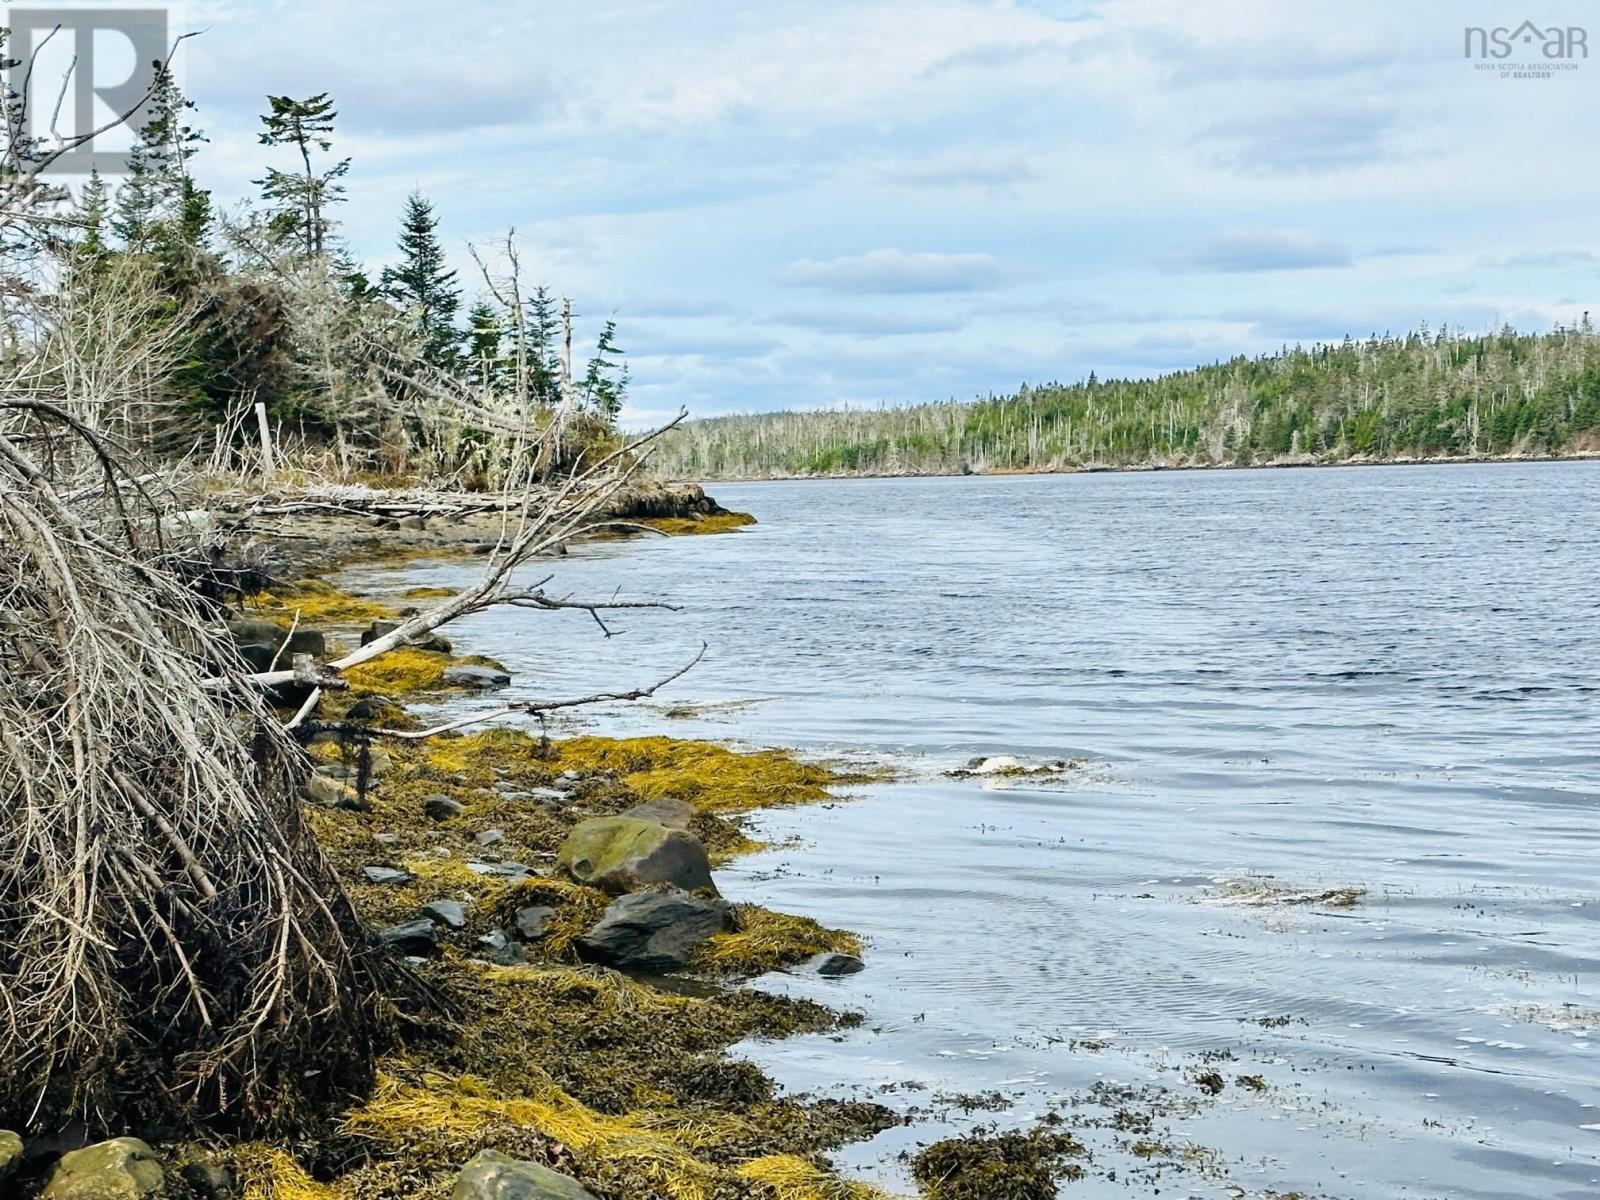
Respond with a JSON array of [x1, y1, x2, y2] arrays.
[[369, 463, 1599, 1199]]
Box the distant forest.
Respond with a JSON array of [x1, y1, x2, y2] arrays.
[[655, 324, 1600, 479]]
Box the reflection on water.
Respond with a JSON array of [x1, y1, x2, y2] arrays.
[[367, 463, 1600, 1199]]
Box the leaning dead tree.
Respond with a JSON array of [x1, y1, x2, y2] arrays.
[[0, 403, 386, 1134]]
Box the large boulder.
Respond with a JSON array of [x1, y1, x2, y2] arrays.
[[576, 889, 733, 972], [620, 797, 694, 829], [302, 772, 363, 811], [453, 1149, 596, 1200], [556, 817, 716, 896], [227, 618, 326, 661], [41, 1138, 164, 1200]]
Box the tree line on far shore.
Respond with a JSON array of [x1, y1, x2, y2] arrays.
[[653, 324, 1600, 478]]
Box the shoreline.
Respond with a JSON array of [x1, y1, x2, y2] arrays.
[[662, 447, 1600, 486], [238, 520, 898, 1200]]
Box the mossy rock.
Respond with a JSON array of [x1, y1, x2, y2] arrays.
[[0, 1129, 21, 1180], [41, 1137, 165, 1200], [453, 1148, 598, 1199], [556, 817, 716, 895]]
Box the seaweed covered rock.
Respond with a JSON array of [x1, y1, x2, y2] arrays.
[[576, 889, 734, 971], [41, 1138, 165, 1200], [556, 817, 716, 895], [911, 1125, 1085, 1200], [453, 1149, 597, 1200]]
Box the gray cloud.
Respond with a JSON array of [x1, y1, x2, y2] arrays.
[[770, 309, 969, 336], [1170, 230, 1354, 273], [1204, 104, 1396, 174], [781, 249, 1008, 294]]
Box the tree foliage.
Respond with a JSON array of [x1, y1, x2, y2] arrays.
[[381, 192, 461, 370]]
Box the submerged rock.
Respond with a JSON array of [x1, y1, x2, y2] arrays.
[[0, 1130, 21, 1180], [576, 888, 733, 972], [442, 664, 511, 690], [452, 1149, 597, 1200], [556, 817, 716, 896], [969, 754, 1021, 774], [807, 951, 865, 977], [41, 1137, 164, 1200]]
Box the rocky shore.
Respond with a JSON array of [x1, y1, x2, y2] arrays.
[[0, 504, 901, 1200], [237, 481, 753, 580]]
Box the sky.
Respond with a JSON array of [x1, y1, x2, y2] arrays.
[[113, 1, 1600, 423]]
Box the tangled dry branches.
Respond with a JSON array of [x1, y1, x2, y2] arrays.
[[0, 403, 385, 1135]]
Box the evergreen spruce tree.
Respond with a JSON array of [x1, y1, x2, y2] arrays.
[[580, 320, 627, 422], [466, 301, 509, 390], [525, 286, 563, 405], [75, 170, 110, 266], [380, 193, 460, 370], [111, 65, 209, 255], [256, 94, 349, 258]]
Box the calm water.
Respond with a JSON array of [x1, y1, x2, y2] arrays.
[[375, 464, 1599, 1200]]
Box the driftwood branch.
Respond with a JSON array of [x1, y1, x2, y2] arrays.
[[345, 643, 708, 742]]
